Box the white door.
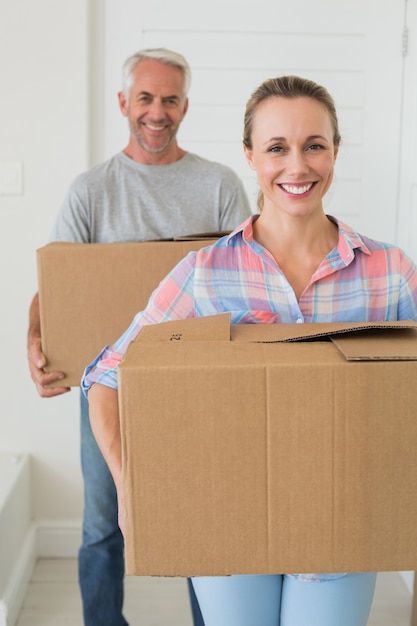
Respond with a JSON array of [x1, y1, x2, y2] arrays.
[[103, 0, 407, 244]]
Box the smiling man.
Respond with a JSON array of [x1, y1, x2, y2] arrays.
[[119, 56, 189, 160], [27, 48, 251, 626]]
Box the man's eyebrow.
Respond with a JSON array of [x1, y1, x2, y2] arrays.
[[136, 90, 153, 99], [135, 91, 180, 101]]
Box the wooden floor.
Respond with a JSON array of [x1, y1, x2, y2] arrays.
[[15, 559, 413, 625]]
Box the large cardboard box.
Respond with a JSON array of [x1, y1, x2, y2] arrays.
[[118, 314, 417, 576], [37, 238, 218, 386]]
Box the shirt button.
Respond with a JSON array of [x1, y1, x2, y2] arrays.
[[296, 318, 303, 324]]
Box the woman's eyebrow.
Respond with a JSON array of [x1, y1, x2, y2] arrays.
[[263, 136, 286, 145], [306, 134, 328, 142], [263, 134, 329, 145]]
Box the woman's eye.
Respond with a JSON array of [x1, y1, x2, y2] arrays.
[[308, 144, 324, 151], [268, 145, 283, 153]]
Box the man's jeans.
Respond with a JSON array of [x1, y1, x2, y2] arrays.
[[78, 391, 204, 625]]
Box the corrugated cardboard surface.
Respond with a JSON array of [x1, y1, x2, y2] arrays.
[[36, 239, 217, 386], [119, 316, 417, 576]]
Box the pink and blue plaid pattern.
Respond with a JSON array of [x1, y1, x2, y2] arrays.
[[82, 215, 417, 393]]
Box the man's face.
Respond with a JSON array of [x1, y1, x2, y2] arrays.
[[119, 59, 188, 156]]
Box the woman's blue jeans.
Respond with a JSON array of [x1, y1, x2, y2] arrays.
[[192, 572, 377, 626], [78, 391, 204, 626]]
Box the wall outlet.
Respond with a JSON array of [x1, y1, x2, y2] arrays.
[[0, 162, 23, 195]]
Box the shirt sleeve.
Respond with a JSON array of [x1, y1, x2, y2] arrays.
[[49, 174, 92, 243], [398, 250, 417, 321], [81, 250, 197, 395]]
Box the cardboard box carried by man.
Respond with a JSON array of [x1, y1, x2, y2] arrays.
[[36, 237, 219, 386]]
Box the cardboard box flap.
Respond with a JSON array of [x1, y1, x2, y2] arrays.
[[147, 232, 227, 242], [331, 328, 417, 360], [136, 318, 417, 361], [174, 231, 230, 240], [135, 312, 231, 343], [231, 319, 417, 344]]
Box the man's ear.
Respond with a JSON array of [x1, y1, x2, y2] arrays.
[[181, 97, 189, 119], [118, 91, 128, 117], [243, 144, 256, 170]]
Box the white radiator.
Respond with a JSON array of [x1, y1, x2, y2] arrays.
[[0, 453, 34, 626]]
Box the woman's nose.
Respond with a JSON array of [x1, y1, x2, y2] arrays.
[[286, 149, 309, 175]]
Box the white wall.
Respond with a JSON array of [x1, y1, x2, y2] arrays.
[[398, 0, 417, 260], [0, 0, 416, 562], [0, 0, 89, 522]]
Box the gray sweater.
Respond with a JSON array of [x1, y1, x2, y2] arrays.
[[50, 151, 251, 243]]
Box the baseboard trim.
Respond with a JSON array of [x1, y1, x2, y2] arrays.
[[36, 519, 82, 558]]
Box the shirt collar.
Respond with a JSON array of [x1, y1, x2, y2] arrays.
[[226, 214, 258, 245], [227, 213, 372, 259], [329, 215, 372, 259]]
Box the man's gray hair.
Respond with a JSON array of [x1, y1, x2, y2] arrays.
[[122, 48, 192, 98]]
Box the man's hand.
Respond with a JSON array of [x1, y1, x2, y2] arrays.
[[27, 293, 70, 397]]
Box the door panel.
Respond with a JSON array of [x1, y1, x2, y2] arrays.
[[104, 0, 405, 243]]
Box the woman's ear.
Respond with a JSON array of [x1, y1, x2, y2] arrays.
[[243, 145, 256, 170]]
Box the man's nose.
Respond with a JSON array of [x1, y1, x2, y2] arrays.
[[148, 98, 165, 119]]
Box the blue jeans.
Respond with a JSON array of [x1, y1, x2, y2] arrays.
[[192, 572, 377, 626], [79, 391, 204, 626]]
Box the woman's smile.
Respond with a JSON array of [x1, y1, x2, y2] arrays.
[[244, 96, 338, 218], [279, 181, 317, 196]]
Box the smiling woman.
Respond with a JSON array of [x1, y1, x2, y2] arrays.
[[243, 75, 341, 213], [241, 76, 342, 300], [82, 74, 417, 626], [245, 96, 337, 211]]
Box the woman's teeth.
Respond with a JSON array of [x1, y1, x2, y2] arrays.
[[281, 183, 314, 195]]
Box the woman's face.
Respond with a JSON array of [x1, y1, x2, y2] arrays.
[[244, 96, 338, 218]]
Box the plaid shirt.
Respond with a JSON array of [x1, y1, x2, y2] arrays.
[[82, 214, 417, 393]]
